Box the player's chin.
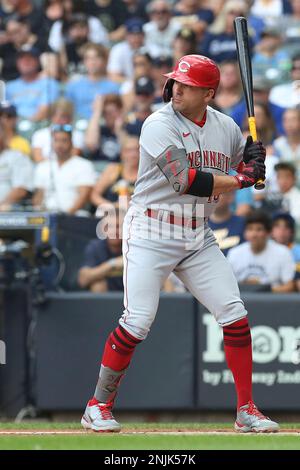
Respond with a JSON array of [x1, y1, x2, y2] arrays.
[[171, 98, 183, 110]]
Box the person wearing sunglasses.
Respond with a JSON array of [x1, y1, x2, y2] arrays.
[[31, 98, 84, 163], [143, 0, 181, 59], [33, 124, 96, 214]]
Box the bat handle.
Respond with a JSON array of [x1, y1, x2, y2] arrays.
[[248, 116, 265, 190]]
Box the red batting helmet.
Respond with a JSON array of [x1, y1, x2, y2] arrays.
[[162, 54, 220, 102]]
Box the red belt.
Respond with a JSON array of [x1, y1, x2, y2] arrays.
[[145, 209, 202, 229]]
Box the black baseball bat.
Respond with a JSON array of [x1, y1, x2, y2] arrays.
[[234, 16, 265, 190]]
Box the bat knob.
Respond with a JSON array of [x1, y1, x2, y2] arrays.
[[254, 180, 265, 190]]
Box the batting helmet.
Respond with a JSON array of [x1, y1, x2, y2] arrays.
[[162, 55, 220, 102]]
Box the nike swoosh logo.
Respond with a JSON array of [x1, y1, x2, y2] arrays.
[[183, 132, 191, 137]]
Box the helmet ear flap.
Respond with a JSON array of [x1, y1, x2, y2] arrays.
[[163, 79, 174, 102]]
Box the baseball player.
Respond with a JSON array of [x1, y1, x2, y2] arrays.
[[81, 55, 279, 433]]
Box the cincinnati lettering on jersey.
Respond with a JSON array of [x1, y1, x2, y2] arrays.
[[187, 150, 230, 174]]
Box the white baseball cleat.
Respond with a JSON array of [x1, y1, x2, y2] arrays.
[[235, 401, 279, 433], [81, 397, 121, 432]]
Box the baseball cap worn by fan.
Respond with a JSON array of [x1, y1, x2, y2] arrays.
[[135, 76, 155, 95], [152, 55, 173, 68], [125, 18, 144, 34], [16, 45, 40, 59], [0, 101, 17, 117]]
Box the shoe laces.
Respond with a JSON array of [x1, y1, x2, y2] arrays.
[[246, 401, 269, 420], [97, 401, 114, 421]]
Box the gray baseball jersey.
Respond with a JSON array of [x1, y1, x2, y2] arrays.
[[119, 102, 247, 340], [131, 102, 245, 217]]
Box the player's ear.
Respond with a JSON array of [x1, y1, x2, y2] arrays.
[[205, 88, 215, 101]]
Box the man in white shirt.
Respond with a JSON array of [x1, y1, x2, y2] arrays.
[[227, 210, 295, 292], [33, 125, 96, 214], [107, 18, 145, 82], [0, 127, 33, 211], [143, 0, 181, 58]]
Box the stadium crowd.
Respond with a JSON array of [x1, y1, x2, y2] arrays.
[[1, 0, 300, 292]]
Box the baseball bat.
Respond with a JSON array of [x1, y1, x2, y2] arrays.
[[234, 16, 265, 190]]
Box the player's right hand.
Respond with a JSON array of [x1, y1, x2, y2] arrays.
[[234, 158, 266, 189]]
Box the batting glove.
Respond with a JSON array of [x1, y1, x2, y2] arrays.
[[234, 158, 266, 189], [243, 135, 266, 164]]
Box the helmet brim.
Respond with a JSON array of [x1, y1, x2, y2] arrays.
[[163, 71, 201, 87]]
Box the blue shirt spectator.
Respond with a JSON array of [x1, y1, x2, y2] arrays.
[[6, 46, 60, 121], [208, 191, 246, 256], [79, 238, 123, 291], [64, 42, 120, 119], [7, 76, 60, 120], [65, 77, 120, 120]]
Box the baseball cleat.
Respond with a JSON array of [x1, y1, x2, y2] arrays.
[[81, 397, 121, 432], [234, 401, 279, 433]]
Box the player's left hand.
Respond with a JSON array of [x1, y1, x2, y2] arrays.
[[243, 136, 266, 164]]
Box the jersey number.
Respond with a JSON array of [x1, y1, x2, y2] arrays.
[[207, 195, 220, 203]]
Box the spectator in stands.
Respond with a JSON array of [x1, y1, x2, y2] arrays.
[[124, 75, 155, 136], [214, 60, 244, 120], [48, 0, 108, 53], [78, 208, 124, 292], [143, 0, 181, 58], [0, 15, 47, 81], [5, 0, 46, 41], [33, 124, 96, 214], [123, 0, 149, 23], [31, 98, 84, 163], [200, 0, 251, 63], [42, 0, 64, 39], [91, 134, 139, 214], [65, 43, 120, 120], [85, 94, 123, 163], [107, 17, 145, 82], [269, 53, 300, 134], [273, 108, 300, 177], [242, 102, 277, 150], [6, 45, 60, 122], [271, 212, 300, 291], [152, 55, 173, 110], [120, 50, 153, 111], [59, 13, 89, 79], [277, 0, 300, 45], [0, 101, 30, 156], [250, 0, 292, 26], [252, 26, 290, 86], [172, 27, 197, 63], [208, 191, 245, 256], [172, 0, 214, 41], [254, 102, 277, 148], [227, 210, 295, 292], [273, 162, 300, 222], [0, 125, 33, 211], [87, 0, 128, 43]]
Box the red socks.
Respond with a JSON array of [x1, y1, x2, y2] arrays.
[[101, 324, 141, 371], [223, 317, 253, 409]]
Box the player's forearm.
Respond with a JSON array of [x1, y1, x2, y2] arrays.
[[212, 175, 240, 196]]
